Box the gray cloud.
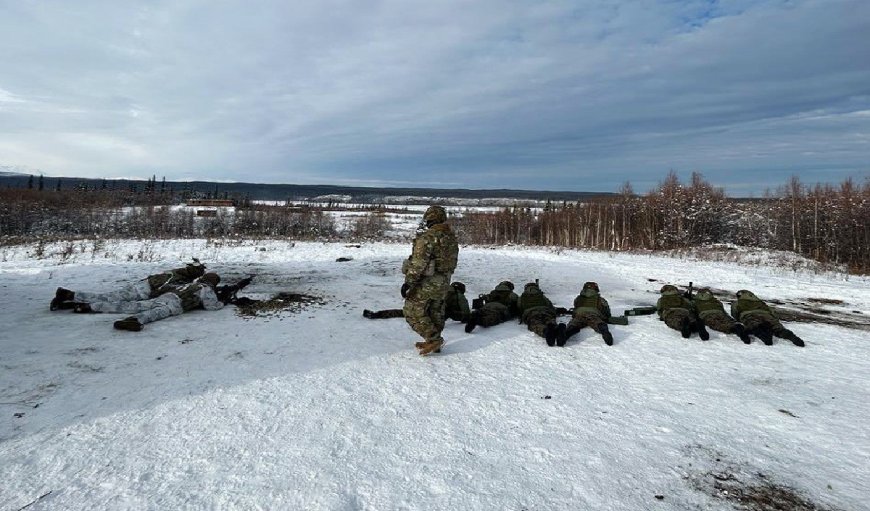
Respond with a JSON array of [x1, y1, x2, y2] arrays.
[[0, 0, 867, 192]]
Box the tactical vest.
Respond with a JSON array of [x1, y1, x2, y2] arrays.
[[573, 292, 602, 313], [694, 296, 724, 319], [487, 289, 514, 307], [520, 289, 549, 310], [174, 283, 206, 312], [658, 292, 689, 313], [734, 297, 773, 320], [428, 224, 459, 275]]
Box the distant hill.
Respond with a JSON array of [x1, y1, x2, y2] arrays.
[[0, 175, 614, 203]]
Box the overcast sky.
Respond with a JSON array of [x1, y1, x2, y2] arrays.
[[0, 0, 868, 193]]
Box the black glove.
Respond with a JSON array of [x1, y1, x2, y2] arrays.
[[401, 282, 410, 298]]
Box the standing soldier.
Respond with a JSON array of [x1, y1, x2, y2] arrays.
[[656, 284, 710, 340], [401, 205, 459, 355], [363, 281, 470, 323], [465, 281, 519, 333], [730, 290, 805, 347], [691, 288, 751, 343], [50, 259, 207, 310], [518, 282, 561, 346], [558, 281, 614, 346]]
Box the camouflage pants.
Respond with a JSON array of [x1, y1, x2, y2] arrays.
[[403, 277, 449, 342], [366, 309, 404, 319], [700, 311, 737, 334], [741, 313, 791, 338], [661, 308, 695, 332], [90, 293, 183, 324], [477, 302, 511, 328], [567, 311, 607, 333], [523, 307, 557, 338], [75, 280, 152, 305]]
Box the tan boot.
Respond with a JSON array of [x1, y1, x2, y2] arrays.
[[417, 339, 443, 355]]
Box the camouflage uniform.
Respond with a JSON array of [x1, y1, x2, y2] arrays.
[[561, 282, 613, 345], [402, 206, 459, 353], [52, 261, 206, 310], [730, 290, 805, 346], [518, 282, 559, 345], [466, 281, 519, 332], [110, 274, 225, 331], [656, 285, 708, 339], [364, 282, 469, 321], [691, 288, 750, 343]]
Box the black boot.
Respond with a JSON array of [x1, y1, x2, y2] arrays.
[[50, 287, 75, 311], [680, 318, 692, 339], [755, 326, 774, 346], [114, 317, 143, 332], [544, 324, 557, 347], [555, 323, 568, 347], [697, 319, 710, 341], [600, 325, 614, 346], [732, 323, 751, 344], [783, 330, 805, 347], [464, 311, 479, 333], [559, 324, 579, 347]]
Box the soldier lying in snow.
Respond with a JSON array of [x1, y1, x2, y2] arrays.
[[730, 290, 805, 347], [558, 281, 614, 347], [69, 273, 253, 332], [518, 281, 561, 347], [464, 281, 520, 333], [363, 282, 470, 323], [50, 259, 207, 311], [690, 288, 751, 343], [656, 284, 710, 340]]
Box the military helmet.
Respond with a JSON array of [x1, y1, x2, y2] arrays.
[[696, 287, 714, 300], [582, 281, 600, 292], [497, 280, 515, 291], [736, 289, 759, 300], [660, 284, 678, 294], [524, 282, 541, 291], [451, 281, 466, 293], [199, 272, 221, 287], [423, 205, 447, 226]]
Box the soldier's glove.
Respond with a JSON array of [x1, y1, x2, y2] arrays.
[[471, 297, 485, 310], [400, 282, 411, 298]]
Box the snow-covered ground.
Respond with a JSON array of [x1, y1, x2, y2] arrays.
[[1, 240, 868, 510]]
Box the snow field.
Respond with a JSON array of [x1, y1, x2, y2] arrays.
[[1, 240, 868, 510]]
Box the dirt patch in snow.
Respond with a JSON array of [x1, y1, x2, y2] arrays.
[[683, 445, 842, 511], [234, 292, 325, 318]]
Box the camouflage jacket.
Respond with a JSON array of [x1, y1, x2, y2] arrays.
[[693, 294, 728, 320], [656, 290, 693, 318], [485, 288, 519, 315], [147, 263, 206, 294], [572, 289, 611, 319], [402, 223, 459, 286], [730, 292, 775, 321], [171, 281, 224, 312], [445, 285, 471, 321]]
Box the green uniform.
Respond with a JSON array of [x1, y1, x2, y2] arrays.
[[656, 287, 698, 333], [518, 284, 557, 338], [476, 283, 519, 328], [366, 284, 469, 321], [566, 288, 611, 334], [692, 290, 739, 333], [730, 290, 804, 346], [402, 221, 460, 344]]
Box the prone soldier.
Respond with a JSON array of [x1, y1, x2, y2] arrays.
[[730, 290, 805, 347], [691, 287, 751, 343], [656, 284, 710, 340], [518, 281, 561, 346], [464, 281, 519, 333], [50, 259, 207, 311], [558, 281, 614, 346]]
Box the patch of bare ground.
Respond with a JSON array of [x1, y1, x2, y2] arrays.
[[234, 292, 325, 318], [682, 445, 842, 511]]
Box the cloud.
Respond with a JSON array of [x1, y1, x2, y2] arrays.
[[0, 0, 867, 191]]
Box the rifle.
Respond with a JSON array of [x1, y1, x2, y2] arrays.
[[216, 275, 254, 304], [624, 306, 657, 316], [684, 281, 694, 300]]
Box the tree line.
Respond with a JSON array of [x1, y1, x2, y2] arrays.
[[453, 172, 870, 273]]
